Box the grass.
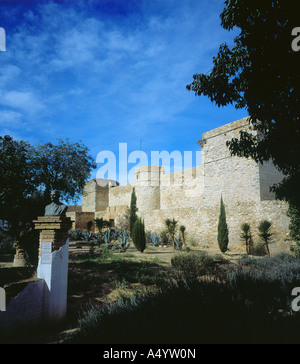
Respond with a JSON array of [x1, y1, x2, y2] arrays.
[[3, 241, 300, 344], [61, 248, 300, 344]]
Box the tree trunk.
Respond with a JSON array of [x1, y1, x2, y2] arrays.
[[13, 239, 28, 267], [266, 242, 270, 257]]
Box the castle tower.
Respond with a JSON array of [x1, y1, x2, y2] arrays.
[[134, 166, 164, 212], [198, 117, 285, 206], [82, 178, 118, 212]]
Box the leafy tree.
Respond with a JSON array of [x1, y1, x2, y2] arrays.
[[289, 205, 300, 257], [0, 136, 38, 230], [0, 136, 96, 226], [129, 187, 137, 235], [288, 205, 300, 243], [187, 0, 300, 211], [217, 196, 229, 253], [0, 135, 96, 264], [132, 218, 146, 253], [32, 139, 96, 203], [258, 220, 273, 256]]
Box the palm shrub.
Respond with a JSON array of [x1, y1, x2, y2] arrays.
[[86, 220, 93, 231], [165, 218, 178, 249], [95, 218, 111, 233], [217, 196, 229, 253], [129, 188, 137, 235], [258, 220, 272, 256], [240, 223, 252, 255], [179, 225, 186, 246], [132, 218, 146, 253]]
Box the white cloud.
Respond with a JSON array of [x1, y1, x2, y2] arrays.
[[0, 91, 45, 114], [0, 0, 241, 146]]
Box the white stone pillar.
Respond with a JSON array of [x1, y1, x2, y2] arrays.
[[34, 216, 72, 324], [37, 240, 69, 323]]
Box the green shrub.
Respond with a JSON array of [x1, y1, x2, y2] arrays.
[[171, 251, 228, 278], [250, 241, 268, 256], [132, 218, 146, 253], [63, 254, 300, 344]]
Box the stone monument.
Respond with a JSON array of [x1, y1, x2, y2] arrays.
[[33, 190, 72, 324], [44, 190, 68, 217]]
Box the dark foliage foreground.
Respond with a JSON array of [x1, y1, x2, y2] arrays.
[[63, 253, 300, 344]]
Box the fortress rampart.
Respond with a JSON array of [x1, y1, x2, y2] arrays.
[[67, 117, 290, 253]]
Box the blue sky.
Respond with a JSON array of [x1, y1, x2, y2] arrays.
[[0, 0, 247, 182]]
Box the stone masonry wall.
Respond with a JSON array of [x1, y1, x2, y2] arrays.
[[66, 211, 95, 231], [77, 117, 291, 253], [82, 179, 98, 212], [141, 199, 290, 253], [160, 166, 203, 210], [109, 183, 135, 208], [201, 117, 261, 205]]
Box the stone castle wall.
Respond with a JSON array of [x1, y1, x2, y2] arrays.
[[201, 117, 261, 205], [160, 166, 203, 210], [71, 117, 290, 252]]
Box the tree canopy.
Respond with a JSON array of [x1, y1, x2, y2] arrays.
[[187, 0, 300, 208], [0, 135, 96, 230], [0, 136, 37, 229], [32, 139, 96, 204]]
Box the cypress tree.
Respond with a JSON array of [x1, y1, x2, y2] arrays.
[[129, 187, 137, 235], [132, 218, 146, 253], [217, 196, 229, 253]]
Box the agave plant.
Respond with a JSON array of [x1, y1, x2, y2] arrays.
[[174, 237, 183, 250], [151, 232, 160, 247], [103, 229, 111, 246], [118, 230, 130, 251], [110, 228, 119, 241]]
